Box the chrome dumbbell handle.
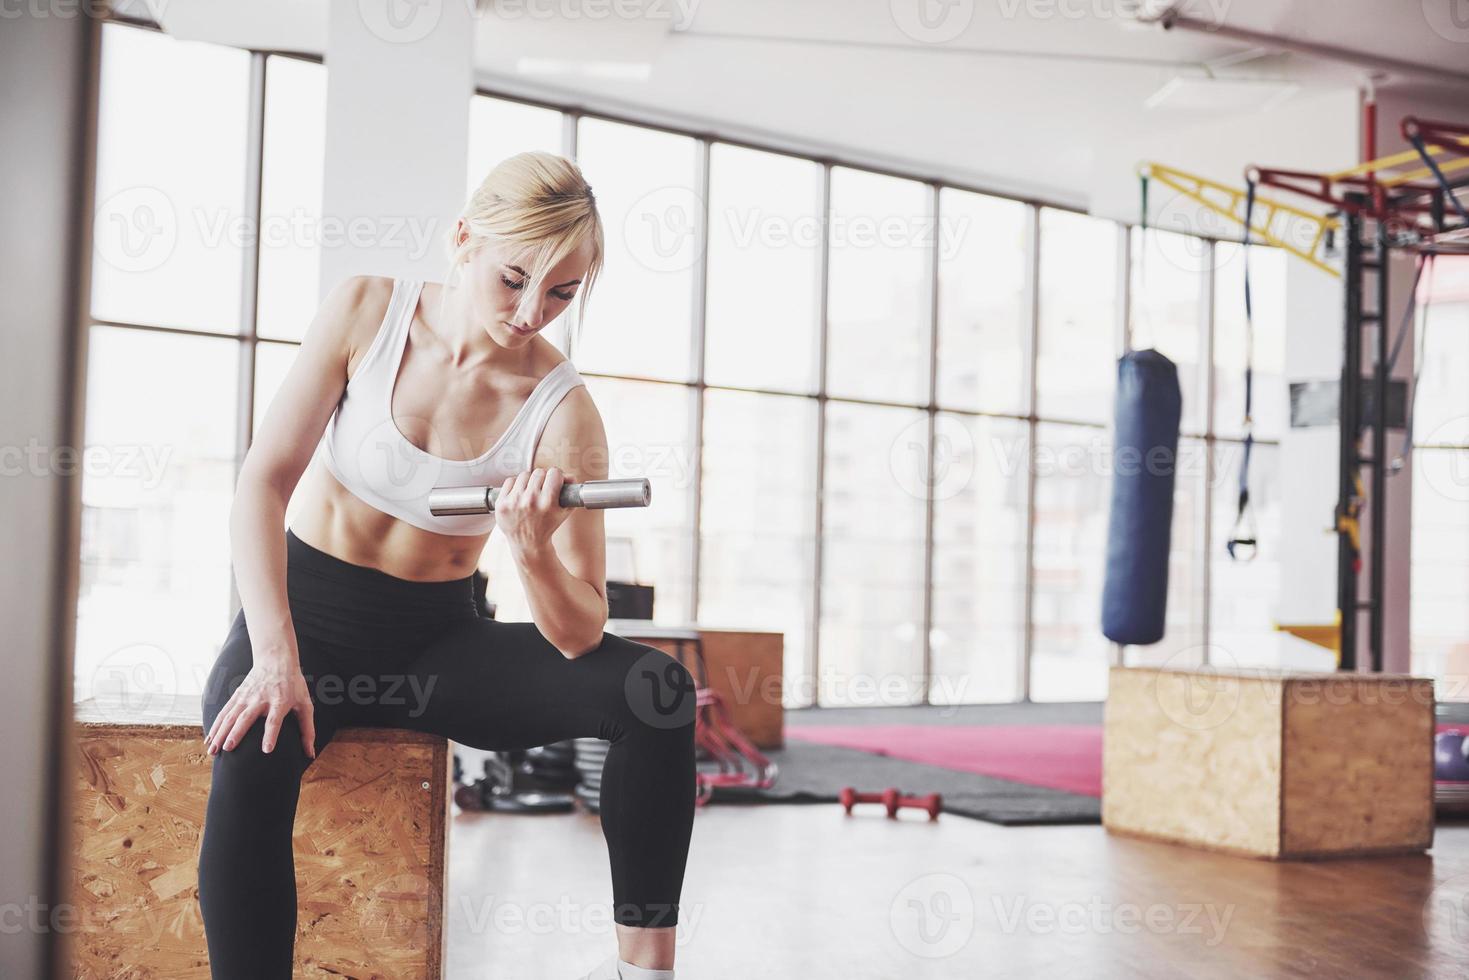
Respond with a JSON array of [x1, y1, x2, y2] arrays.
[[427, 478, 651, 516]]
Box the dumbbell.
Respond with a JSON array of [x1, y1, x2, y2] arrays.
[[428, 477, 651, 516], [839, 787, 943, 820], [896, 792, 943, 821], [839, 786, 901, 817]]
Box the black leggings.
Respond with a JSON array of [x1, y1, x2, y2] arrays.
[[197, 528, 697, 980]]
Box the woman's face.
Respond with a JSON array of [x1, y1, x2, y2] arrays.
[[457, 230, 595, 347]]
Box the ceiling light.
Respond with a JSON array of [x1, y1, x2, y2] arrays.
[[1145, 76, 1299, 112]]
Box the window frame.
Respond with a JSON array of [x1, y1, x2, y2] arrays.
[[90, 14, 1288, 709]]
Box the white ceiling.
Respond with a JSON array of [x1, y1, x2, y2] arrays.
[[139, 0, 1469, 209]]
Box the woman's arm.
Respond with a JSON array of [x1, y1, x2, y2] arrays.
[[229, 275, 374, 666], [206, 275, 380, 758], [496, 387, 611, 658]]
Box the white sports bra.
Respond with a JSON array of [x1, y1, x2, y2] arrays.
[[313, 277, 587, 536]]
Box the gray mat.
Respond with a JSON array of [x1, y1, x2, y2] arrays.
[[704, 738, 1101, 826], [786, 701, 1105, 728]]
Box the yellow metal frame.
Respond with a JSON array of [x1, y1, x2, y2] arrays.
[[1275, 611, 1342, 661], [1138, 162, 1341, 277], [1327, 131, 1469, 187]]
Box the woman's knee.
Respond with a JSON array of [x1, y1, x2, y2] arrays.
[[208, 711, 313, 789], [595, 637, 698, 737]]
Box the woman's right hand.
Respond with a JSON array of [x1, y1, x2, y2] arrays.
[[205, 653, 318, 759]]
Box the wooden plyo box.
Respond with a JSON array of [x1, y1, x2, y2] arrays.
[[1103, 665, 1435, 859], [70, 695, 451, 979], [608, 622, 785, 749]]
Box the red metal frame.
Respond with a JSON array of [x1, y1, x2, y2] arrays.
[[692, 688, 777, 806], [1247, 104, 1460, 229], [1246, 166, 1445, 223], [1401, 117, 1469, 160]]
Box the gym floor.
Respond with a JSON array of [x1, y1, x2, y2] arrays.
[[447, 776, 1469, 979]]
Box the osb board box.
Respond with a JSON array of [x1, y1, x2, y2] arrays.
[[1103, 665, 1435, 859], [610, 623, 784, 749], [69, 694, 451, 979]]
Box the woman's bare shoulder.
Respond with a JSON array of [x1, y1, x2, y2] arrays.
[[313, 274, 397, 374], [537, 359, 607, 479]]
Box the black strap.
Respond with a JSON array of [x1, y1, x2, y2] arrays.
[[1228, 180, 1259, 561]]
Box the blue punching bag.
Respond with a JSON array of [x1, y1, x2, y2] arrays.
[[1101, 349, 1182, 646]]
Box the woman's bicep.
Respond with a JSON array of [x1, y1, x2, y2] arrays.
[[544, 389, 611, 606]]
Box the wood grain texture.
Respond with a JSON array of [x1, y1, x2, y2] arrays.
[[1103, 666, 1434, 860], [70, 696, 450, 979], [1280, 675, 1435, 857]]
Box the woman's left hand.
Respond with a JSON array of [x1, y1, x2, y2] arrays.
[[494, 467, 573, 556]]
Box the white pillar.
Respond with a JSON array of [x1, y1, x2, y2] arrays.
[[1278, 262, 1343, 641], [319, 0, 475, 294]]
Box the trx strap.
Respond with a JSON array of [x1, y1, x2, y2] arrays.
[[1227, 179, 1259, 561], [1140, 172, 1149, 233], [1391, 253, 1437, 473], [1407, 130, 1469, 228], [1131, 172, 1150, 353]]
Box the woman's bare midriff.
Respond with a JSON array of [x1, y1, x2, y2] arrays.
[[287, 460, 497, 582]]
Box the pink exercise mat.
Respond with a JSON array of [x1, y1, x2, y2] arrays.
[[784, 724, 1103, 798]]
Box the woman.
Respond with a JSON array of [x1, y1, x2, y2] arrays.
[[197, 152, 696, 980]]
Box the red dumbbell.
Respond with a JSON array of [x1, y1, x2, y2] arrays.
[[839, 786, 902, 817], [894, 792, 942, 821]]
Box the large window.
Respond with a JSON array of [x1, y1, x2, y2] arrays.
[[78, 328, 238, 707], [818, 403, 930, 706], [78, 26, 322, 707], [1037, 208, 1118, 424], [257, 56, 328, 343], [703, 144, 823, 394], [85, 19, 1330, 711], [825, 168, 932, 405], [90, 26, 249, 334], [573, 118, 701, 382], [929, 416, 1028, 703], [936, 189, 1029, 417], [698, 391, 819, 702], [1029, 422, 1113, 700], [466, 96, 563, 199]]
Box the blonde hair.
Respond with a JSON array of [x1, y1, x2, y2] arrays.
[[448, 151, 604, 346]]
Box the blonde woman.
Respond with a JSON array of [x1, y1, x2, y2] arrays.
[[197, 152, 696, 980]]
